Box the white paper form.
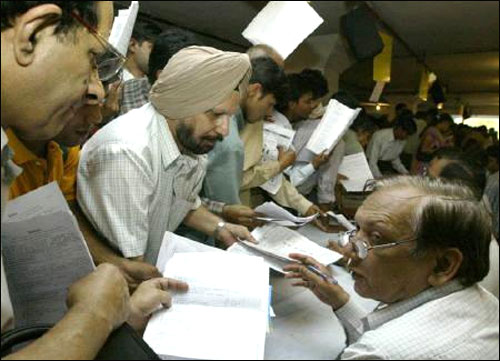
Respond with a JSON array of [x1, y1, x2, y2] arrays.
[[242, 1, 324, 60], [144, 252, 269, 360], [338, 152, 374, 192], [255, 201, 318, 227], [260, 123, 296, 195], [233, 225, 342, 273], [2, 210, 94, 327], [4, 182, 69, 222], [108, 1, 139, 56], [326, 212, 357, 232], [306, 99, 361, 155]]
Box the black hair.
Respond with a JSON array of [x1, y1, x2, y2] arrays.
[[394, 109, 417, 135], [395, 102, 407, 112], [486, 145, 500, 161], [1, 1, 97, 35], [132, 20, 162, 44], [148, 28, 200, 84], [249, 57, 288, 105], [275, 69, 327, 112], [331, 90, 359, 109], [439, 160, 487, 200], [351, 112, 377, 133], [430, 112, 454, 127], [300, 69, 329, 99]]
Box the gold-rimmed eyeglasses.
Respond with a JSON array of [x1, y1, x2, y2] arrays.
[[70, 11, 127, 82]]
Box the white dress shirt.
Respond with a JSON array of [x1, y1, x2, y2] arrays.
[[336, 281, 499, 360], [366, 128, 409, 178], [77, 103, 206, 264]]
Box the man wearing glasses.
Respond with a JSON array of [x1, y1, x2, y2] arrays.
[[285, 176, 499, 359], [1, 2, 181, 359]]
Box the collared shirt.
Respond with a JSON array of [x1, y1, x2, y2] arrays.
[[366, 128, 409, 178], [77, 103, 206, 264], [119, 77, 151, 116], [202, 108, 245, 205], [121, 68, 136, 82], [336, 281, 499, 360], [6, 129, 79, 201]]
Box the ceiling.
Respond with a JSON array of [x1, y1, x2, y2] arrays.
[[116, 1, 499, 114]]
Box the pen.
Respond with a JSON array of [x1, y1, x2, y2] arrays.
[[306, 265, 338, 285]]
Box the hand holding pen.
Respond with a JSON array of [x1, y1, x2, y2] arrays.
[[283, 253, 350, 310]]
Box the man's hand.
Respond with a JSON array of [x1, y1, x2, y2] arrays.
[[128, 277, 189, 333], [120, 259, 163, 291], [305, 205, 337, 233], [283, 253, 349, 310], [222, 204, 265, 229], [66, 263, 130, 332], [216, 223, 258, 247], [278, 146, 297, 171], [312, 150, 331, 170]]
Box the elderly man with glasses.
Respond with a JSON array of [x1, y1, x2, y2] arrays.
[[284, 176, 499, 360]]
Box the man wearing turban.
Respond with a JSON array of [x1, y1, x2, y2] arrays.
[[77, 46, 255, 265]]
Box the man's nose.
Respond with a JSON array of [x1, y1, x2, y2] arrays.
[[215, 115, 230, 138], [86, 69, 105, 105]]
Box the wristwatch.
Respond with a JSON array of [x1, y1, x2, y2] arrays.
[[213, 221, 226, 239]]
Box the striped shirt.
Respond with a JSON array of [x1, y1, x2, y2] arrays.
[[77, 103, 206, 264]]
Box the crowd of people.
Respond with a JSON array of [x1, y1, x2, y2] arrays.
[[1, 1, 498, 359]]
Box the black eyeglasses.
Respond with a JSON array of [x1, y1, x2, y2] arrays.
[[70, 12, 127, 82]]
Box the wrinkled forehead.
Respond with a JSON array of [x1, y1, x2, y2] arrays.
[[356, 187, 423, 227]]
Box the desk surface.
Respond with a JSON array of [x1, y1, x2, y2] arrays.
[[265, 225, 379, 360]]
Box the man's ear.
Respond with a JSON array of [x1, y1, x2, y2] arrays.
[[246, 83, 261, 98], [428, 248, 463, 287], [128, 38, 139, 55], [13, 4, 62, 66]]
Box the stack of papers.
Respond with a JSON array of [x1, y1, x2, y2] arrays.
[[1, 183, 94, 327], [242, 1, 324, 60], [338, 152, 374, 192], [228, 225, 342, 272], [255, 201, 318, 227], [108, 1, 139, 56], [306, 99, 361, 155], [144, 233, 270, 360]]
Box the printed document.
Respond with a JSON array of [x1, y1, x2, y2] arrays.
[[145, 232, 269, 360], [260, 123, 296, 195], [306, 99, 361, 155], [229, 225, 342, 272], [1, 183, 94, 327], [242, 1, 324, 60], [108, 1, 139, 56], [144, 250, 269, 360], [255, 201, 318, 226], [338, 152, 374, 192]]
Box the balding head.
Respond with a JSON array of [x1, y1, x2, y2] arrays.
[[247, 44, 285, 68]]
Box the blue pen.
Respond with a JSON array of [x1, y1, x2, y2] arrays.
[[306, 265, 338, 285]]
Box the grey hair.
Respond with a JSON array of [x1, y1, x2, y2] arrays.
[[372, 176, 492, 287]]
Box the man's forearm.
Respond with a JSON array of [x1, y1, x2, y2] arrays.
[[182, 206, 221, 237], [4, 306, 113, 360], [68, 201, 124, 266]]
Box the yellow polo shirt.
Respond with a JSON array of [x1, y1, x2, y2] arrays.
[[6, 129, 80, 201]]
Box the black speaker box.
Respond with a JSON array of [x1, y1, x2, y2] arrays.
[[340, 5, 384, 60], [429, 81, 446, 104]]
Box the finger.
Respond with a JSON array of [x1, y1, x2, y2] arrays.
[[237, 227, 258, 244], [159, 277, 189, 292], [298, 264, 324, 285], [284, 272, 303, 279], [291, 281, 309, 288], [288, 253, 323, 269]]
